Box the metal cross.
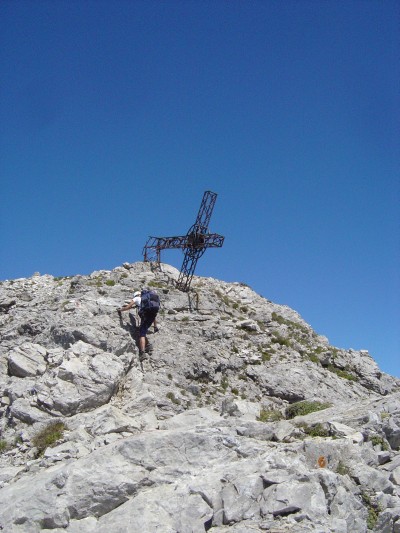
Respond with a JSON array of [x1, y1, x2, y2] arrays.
[[142, 191, 224, 291]]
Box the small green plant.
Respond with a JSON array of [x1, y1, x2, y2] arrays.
[[221, 376, 229, 391], [361, 492, 381, 530], [336, 461, 350, 476], [0, 440, 8, 453], [307, 353, 320, 364], [148, 280, 164, 288], [32, 421, 66, 456], [231, 387, 239, 396], [327, 365, 358, 381], [105, 280, 115, 286], [257, 408, 283, 422], [286, 400, 331, 419], [271, 312, 308, 333], [298, 422, 329, 438], [241, 306, 248, 313], [369, 435, 389, 451], [380, 412, 390, 420], [181, 316, 189, 322], [166, 392, 181, 405], [272, 335, 291, 347], [261, 350, 273, 362], [232, 345, 239, 354]]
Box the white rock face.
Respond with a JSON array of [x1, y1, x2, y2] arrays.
[[0, 262, 399, 532]]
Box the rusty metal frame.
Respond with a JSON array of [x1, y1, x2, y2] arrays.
[[142, 191, 224, 291]]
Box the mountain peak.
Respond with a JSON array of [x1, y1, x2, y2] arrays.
[[1, 262, 399, 532]]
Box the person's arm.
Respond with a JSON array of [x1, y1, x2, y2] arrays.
[[119, 301, 135, 312]]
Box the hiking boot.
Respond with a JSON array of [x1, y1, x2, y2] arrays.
[[139, 351, 148, 362]]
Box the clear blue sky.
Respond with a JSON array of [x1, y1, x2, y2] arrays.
[[1, 1, 399, 377]]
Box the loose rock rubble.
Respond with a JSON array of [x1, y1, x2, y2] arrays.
[[0, 262, 399, 532]]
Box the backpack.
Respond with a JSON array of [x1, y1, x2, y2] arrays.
[[140, 289, 160, 312]]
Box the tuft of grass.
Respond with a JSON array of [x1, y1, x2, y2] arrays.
[[0, 440, 8, 453], [257, 408, 283, 422], [286, 400, 332, 419], [105, 280, 116, 286], [166, 392, 181, 405], [32, 421, 66, 456]]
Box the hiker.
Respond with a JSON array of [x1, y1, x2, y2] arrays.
[[118, 289, 160, 361]]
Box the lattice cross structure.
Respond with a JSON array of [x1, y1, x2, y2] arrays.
[[142, 191, 224, 291]]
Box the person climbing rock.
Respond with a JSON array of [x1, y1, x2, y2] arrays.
[[118, 288, 160, 361]]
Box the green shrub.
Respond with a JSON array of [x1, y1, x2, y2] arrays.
[[105, 280, 115, 286], [286, 400, 332, 419], [298, 422, 329, 437], [0, 440, 8, 453], [231, 388, 239, 396], [32, 421, 66, 456], [258, 408, 283, 422]]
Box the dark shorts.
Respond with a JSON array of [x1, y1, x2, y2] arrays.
[[139, 308, 158, 337]]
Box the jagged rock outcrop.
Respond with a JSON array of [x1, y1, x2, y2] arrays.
[[0, 262, 399, 532]]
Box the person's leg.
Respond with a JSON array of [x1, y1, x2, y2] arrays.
[[139, 310, 155, 357], [139, 335, 146, 352]]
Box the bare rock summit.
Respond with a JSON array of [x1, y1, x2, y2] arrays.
[[0, 262, 399, 532]]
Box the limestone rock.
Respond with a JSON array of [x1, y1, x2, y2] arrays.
[[0, 262, 399, 532]]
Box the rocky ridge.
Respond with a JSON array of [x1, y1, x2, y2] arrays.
[[0, 261, 399, 532]]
